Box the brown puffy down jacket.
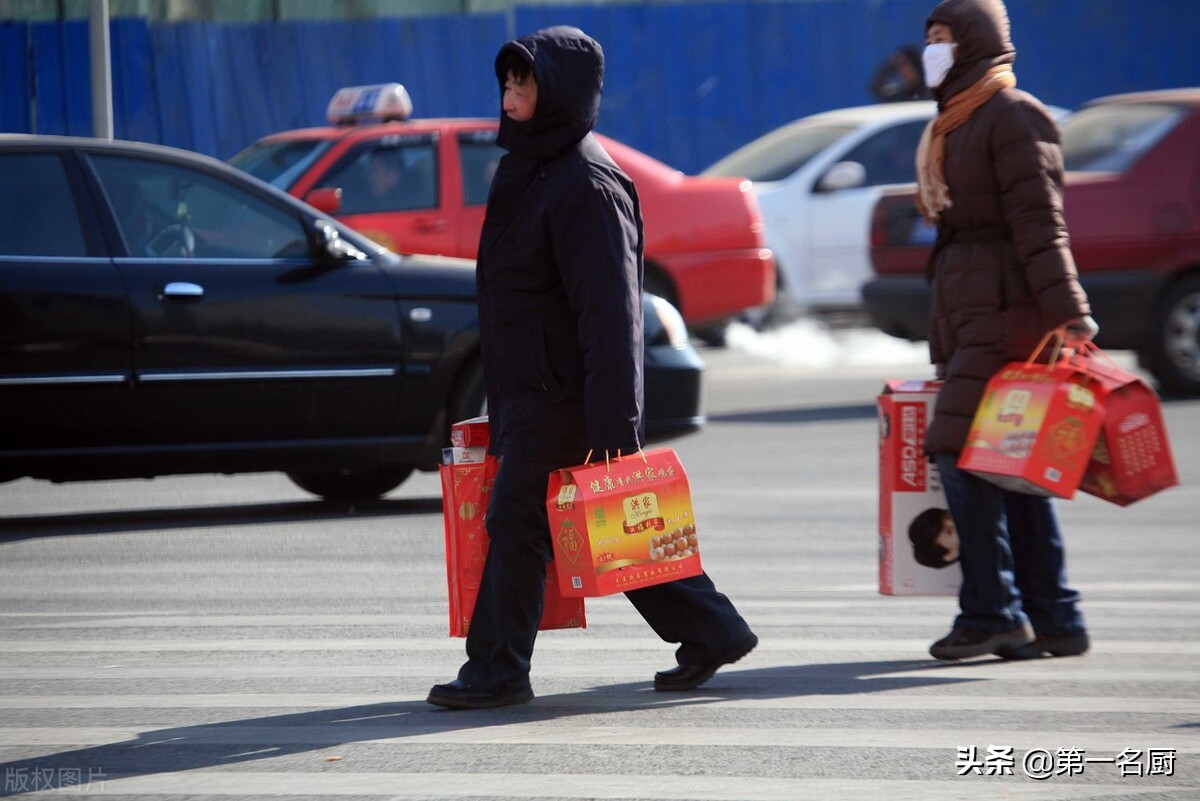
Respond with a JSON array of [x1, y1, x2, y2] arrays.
[[923, 0, 1090, 455]]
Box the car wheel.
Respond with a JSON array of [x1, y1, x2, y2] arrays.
[[1145, 274, 1200, 396], [692, 321, 729, 348], [644, 267, 678, 308], [287, 466, 414, 502], [739, 268, 791, 331]]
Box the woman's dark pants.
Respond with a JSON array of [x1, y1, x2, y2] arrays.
[[934, 453, 1085, 637]]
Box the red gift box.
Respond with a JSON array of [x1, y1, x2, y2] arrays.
[[440, 418, 585, 637], [450, 415, 489, 449], [1076, 346, 1179, 506], [958, 347, 1104, 498], [546, 448, 703, 597]]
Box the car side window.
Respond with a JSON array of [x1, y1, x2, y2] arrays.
[[89, 155, 309, 259], [458, 134, 502, 206], [318, 137, 439, 214], [0, 153, 88, 257], [838, 120, 928, 188]]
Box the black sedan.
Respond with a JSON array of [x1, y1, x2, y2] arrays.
[[0, 135, 705, 501]]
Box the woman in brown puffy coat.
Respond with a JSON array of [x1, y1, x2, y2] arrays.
[[915, 0, 1099, 661]]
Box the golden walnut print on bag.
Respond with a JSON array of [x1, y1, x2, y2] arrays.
[[649, 524, 698, 562]]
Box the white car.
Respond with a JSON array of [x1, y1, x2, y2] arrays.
[[704, 101, 1069, 321], [703, 102, 938, 318]]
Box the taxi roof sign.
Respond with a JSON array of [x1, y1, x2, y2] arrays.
[[327, 83, 413, 125]]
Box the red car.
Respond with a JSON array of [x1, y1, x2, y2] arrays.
[[863, 88, 1200, 395], [230, 85, 775, 342]]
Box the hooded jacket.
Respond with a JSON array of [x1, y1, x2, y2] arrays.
[[922, 0, 1090, 454], [477, 26, 644, 462]]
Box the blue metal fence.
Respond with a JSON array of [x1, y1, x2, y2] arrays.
[[2, 1, 1198, 173], [0, 23, 31, 132]]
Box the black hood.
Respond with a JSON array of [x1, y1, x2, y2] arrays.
[[926, 0, 1015, 107], [493, 26, 604, 161]]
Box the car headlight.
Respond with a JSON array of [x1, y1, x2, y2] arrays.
[[648, 293, 689, 348]]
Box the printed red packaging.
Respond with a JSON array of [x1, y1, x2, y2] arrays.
[[1077, 351, 1178, 506], [958, 361, 1104, 498], [449, 415, 489, 449], [440, 418, 584, 637], [877, 380, 960, 596], [547, 448, 703, 597]]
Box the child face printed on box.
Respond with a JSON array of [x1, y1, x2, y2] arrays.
[[934, 514, 959, 563], [909, 507, 960, 568]]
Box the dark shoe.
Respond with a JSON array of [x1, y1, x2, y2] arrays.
[[426, 678, 534, 710], [997, 630, 1090, 660], [654, 632, 758, 691], [929, 623, 1034, 661]]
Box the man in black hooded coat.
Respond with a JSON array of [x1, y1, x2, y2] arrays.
[[427, 26, 757, 710]]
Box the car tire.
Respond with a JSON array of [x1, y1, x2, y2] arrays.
[[692, 321, 729, 348], [739, 268, 791, 332], [287, 466, 414, 502], [644, 267, 678, 309], [1144, 274, 1200, 396]]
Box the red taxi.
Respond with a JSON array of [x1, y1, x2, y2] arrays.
[[231, 84, 775, 341]]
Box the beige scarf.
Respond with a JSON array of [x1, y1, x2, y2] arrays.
[[915, 65, 1017, 223]]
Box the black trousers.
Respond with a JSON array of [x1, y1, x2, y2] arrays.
[[457, 455, 754, 690]]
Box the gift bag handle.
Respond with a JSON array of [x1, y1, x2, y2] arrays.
[[1024, 329, 1066, 369], [1077, 340, 1123, 370], [578, 448, 649, 474]]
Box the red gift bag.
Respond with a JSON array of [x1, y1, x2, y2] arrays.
[[958, 336, 1105, 498], [1076, 344, 1179, 506], [546, 448, 703, 597], [440, 417, 585, 637]]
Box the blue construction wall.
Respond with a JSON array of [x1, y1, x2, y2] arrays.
[[2, 1, 1198, 174]]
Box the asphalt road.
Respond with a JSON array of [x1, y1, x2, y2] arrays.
[[1, 325, 1197, 800]]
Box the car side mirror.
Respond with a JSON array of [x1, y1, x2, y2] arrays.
[[309, 221, 365, 264], [304, 187, 343, 214], [817, 161, 867, 193]]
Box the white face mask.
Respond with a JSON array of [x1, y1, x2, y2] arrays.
[[922, 42, 957, 88]]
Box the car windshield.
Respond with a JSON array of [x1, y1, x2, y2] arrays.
[[1060, 102, 1185, 172], [229, 139, 334, 189], [702, 122, 857, 182]]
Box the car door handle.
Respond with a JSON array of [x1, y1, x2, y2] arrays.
[[160, 282, 204, 301], [412, 218, 448, 232]]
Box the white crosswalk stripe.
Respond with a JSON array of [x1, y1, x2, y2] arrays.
[[4, 353, 1199, 801], [2, 594, 1196, 800], [4, 771, 1177, 800]]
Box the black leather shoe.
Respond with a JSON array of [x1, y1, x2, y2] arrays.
[[426, 678, 534, 710], [654, 632, 758, 691], [997, 631, 1090, 660], [929, 623, 1034, 661]]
